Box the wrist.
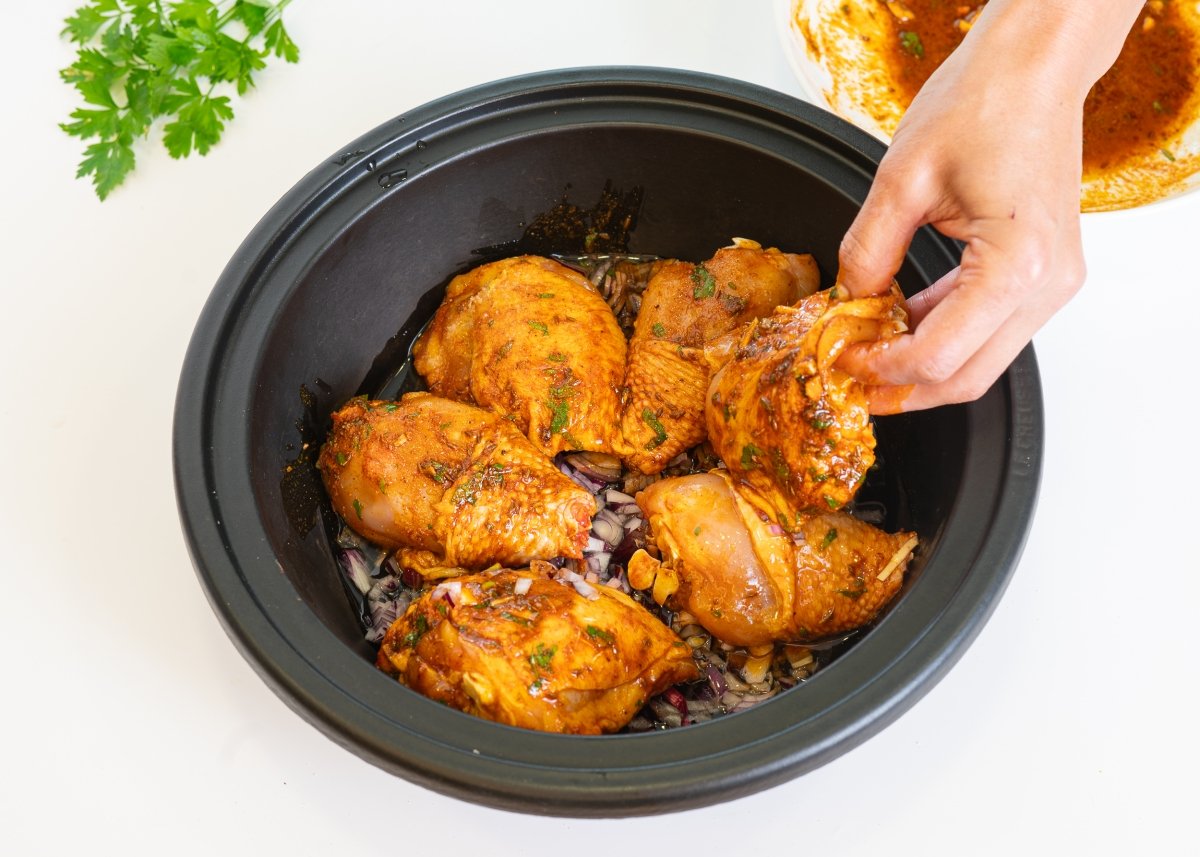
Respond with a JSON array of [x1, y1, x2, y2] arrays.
[[964, 0, 1146, 101]]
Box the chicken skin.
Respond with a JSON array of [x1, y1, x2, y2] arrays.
[[706, 285, 908, 524], [317, 393, 596, 572], [376, 568, 700, 734], [629, 471, 917, 647], [617, 239, 819, 473], [412, 256, 627, 459]]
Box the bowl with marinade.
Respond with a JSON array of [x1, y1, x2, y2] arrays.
[[779, 0, 1200, 210]]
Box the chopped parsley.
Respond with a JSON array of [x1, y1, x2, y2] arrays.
[[335, 451, 349, 466], [529, 643, 556, 670], [537, 292, 555, 299], [351, 498, 363, 519], [421, 459, 452, 484], [652, 322, 667, 338], [741, 443, 763, 469], [837, 577, 867, 600], [771, 448, 791, 482], [899, 30, 925, 59], [402, 614, 430, 647], [452, 463, 507, 505], [547, 398, 570, 435], [585, 625, 615, 645], [641, 408, 669, 449], [527, 320, 549, 336], [547, 352, 568, 362], [691, 263, 716, 299]]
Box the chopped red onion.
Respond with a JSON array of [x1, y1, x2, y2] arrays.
[[705, 664, 728, 697], [337, 549, 373, 595], [592, 508, 625, 546], [571, 579, 600, 600], [605, 489, 636, 506], [513, 576, 532, 596], [585, 535, 608, 554], [431, 579, 462, 606], [558, 460, 604, 492]]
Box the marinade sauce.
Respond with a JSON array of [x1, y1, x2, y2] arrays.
[[878, 1, 1197, 175]]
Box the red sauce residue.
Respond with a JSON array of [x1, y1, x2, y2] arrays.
[[878, 1, 1198, 175]]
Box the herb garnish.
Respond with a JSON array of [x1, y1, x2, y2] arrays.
[[547, 398, 570, 435], [421, 459, 452, 484], [899, 30, 925, 59], [402, 614, 430, 647], [741, 443, 763, 469], [585, 625, 615, 645], [837, 577, 867, 600], [527, 320, 550, 336], [691, 263, 717, 299], [820, 528, 838, 550], [529, 643, 556, 670], [652, 322, 667, 338], [641, 408, 669, 449], [59, 0, 301, 200]]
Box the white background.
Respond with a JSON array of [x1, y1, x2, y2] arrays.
[[3, 1, 1197, 854]]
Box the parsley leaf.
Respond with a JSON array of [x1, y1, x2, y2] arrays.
[[899, 30, 925, 59], [641, 408, 669, 449], [691, 263, 717, 299], [59, 0, 301, 200]]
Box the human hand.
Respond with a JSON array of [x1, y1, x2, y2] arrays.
[[835, 0, 1143, 414]]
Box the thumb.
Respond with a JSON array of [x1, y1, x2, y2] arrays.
[[837, 170, 926, 298]]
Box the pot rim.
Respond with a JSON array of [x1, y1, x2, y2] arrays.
[[173, 66, 1043, 817]]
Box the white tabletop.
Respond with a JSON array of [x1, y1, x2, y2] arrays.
[[4, 1, 1197, 853]]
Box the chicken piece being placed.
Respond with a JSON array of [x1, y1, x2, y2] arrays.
[[412, 255, 627, 459], [316, 393, 596, 573], [376, 567, 700, 734], [617, 239, 820, 473], [629, 471, 916, 647], [706, 285, 908, 524]]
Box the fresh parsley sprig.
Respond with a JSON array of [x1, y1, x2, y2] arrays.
[[59, 0, 300, 200]]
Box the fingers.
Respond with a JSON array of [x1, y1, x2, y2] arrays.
[[863, 305, 1039, 413], [837, 160, 929, 299], [839, 229, 1053, 386], [904, 266, 961, 326], [857, 260, 1079, 413]]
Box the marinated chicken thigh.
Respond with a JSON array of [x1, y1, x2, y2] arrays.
[[317, 393, 596, 572], [412, 256, 626, 458], [376, 568, 699, 734], [630, 471, 916, 647], [618, 239, 819, 473], [706, 285, 908, 523]]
